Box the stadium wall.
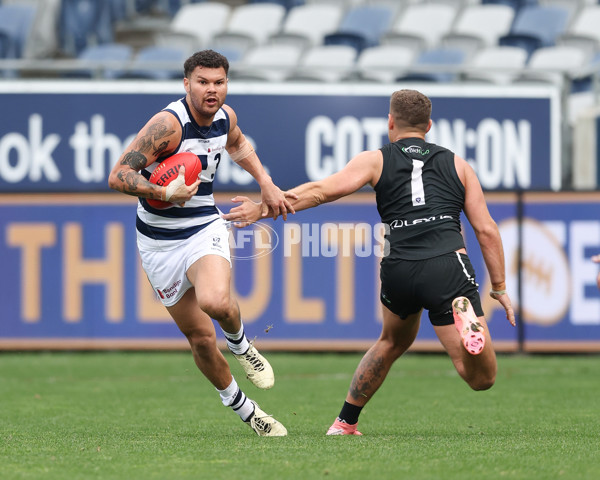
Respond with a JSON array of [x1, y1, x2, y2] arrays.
[[2, 81, 599, 352]]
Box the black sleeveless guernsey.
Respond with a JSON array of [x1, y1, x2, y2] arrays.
[[374, 137, 466, 262]]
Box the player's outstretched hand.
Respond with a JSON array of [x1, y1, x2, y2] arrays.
[[223, 196, 263, 228], [489, 290, 516, 327], [260, 185, 298, 221]]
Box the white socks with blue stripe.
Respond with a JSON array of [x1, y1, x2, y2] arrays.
[[222, 323, 250, 355], [217, 377, 254, 422]]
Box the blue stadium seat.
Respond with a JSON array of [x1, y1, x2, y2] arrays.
[[210, 45, 245, 64], [248, 0, 306, 10], [119, 45, 188, 80], [397, 47, 467, 83], [60, 0, 114, 57], [108, 0, 129, 22], [0, 32, 9, 59], [481, 0, 537, 10], [323, 5, 394, 53], [0, 3, 37, 58], [66, 43, 133, 79], [499, 5, 571, 57]]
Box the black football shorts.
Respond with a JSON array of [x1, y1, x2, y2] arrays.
[[379, 251, 484, 326]]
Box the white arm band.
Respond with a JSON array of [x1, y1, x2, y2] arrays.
[[228, 140, 255, 163]]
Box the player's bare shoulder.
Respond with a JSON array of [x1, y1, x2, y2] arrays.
[[453, 154, 472, 187], [355, 149, 384, 186], [335, 149, 384, 190], [222, 104, 238, 130]]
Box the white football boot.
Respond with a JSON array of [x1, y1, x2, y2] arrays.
[[233, 343, 275, 390], [245, 401, 287, 437]]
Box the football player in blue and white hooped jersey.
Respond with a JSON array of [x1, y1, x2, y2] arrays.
[[108, 50, 293, 436]]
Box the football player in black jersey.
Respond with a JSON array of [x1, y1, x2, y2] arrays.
[[224, 89, 516, 436]]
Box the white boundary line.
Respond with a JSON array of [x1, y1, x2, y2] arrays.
[[0, 79, 559, 98]]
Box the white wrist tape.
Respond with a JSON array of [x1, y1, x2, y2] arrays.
[[228, 140, 255, 163], [162, 174, 185, 202], [490, 289, 507, 296]]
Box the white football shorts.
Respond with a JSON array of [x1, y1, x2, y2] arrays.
[[138, 219, 231, 307]]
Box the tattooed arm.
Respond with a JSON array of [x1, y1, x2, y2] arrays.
[[108, 111, 186, 202]]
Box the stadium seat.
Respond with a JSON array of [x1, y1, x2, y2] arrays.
[[462, 46, 528, 84], [517, 45, 590, 87], [284, 44, 357, 83], [210, 45, 246, 64], [499, 5, 571, 58], [2, 0, 62, 59], [570, 50, 600, 93], [267, 3, 343, 50], [538, 0, 589, 16], [65, 42, 133, 79], [210, 3, 286, 51], [480, 0, 536, 10], [155, 2, 231, 51], [351, 45, 419, 83], [107, 0, 129, 22], [441, 4, 515, 54], [133, 0, 193, 17], [59, 0, 114, 57], [119, 45, 189, 80], [0, 3, 37, 58], [380, 3, 458, 52], [0, 33, 9, 59], [247, 0, 306, 10], [323, 5, 396, 53], [397, 47, 467, 83], [557, 6, 600, 55], [230, 44, 304, 82]]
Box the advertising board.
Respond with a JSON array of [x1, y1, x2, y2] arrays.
[[2, 193, 599, 352], [0, 82, 562, 192]]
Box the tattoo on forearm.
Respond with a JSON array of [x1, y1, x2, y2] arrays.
[[116, 164, 161, 199], [349, 350, 386, 401], [117, 170, 141, 192], [115, 119, 175, 196], [120, 151, 147, 171]]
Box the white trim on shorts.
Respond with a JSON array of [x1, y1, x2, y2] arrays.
[[455, 251, 479, 288], [138, 219, 231, 307]]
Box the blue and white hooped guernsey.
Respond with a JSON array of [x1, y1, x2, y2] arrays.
[[136, 97, 229, 251]]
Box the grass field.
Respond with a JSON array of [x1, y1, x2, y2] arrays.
[[1, 351, 599, 480]]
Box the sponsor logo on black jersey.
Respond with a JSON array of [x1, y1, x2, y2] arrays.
[[402, 145, 430, 156]]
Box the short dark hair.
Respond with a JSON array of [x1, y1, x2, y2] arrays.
[[184, 50, 229, 77], [390, 89, 432, 131]]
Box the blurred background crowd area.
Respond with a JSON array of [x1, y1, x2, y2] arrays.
[[1, 0, 600, 89], [3, 0, 600, 190]]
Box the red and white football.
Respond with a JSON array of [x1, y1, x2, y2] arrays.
[[147, 152, 202, 209]]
